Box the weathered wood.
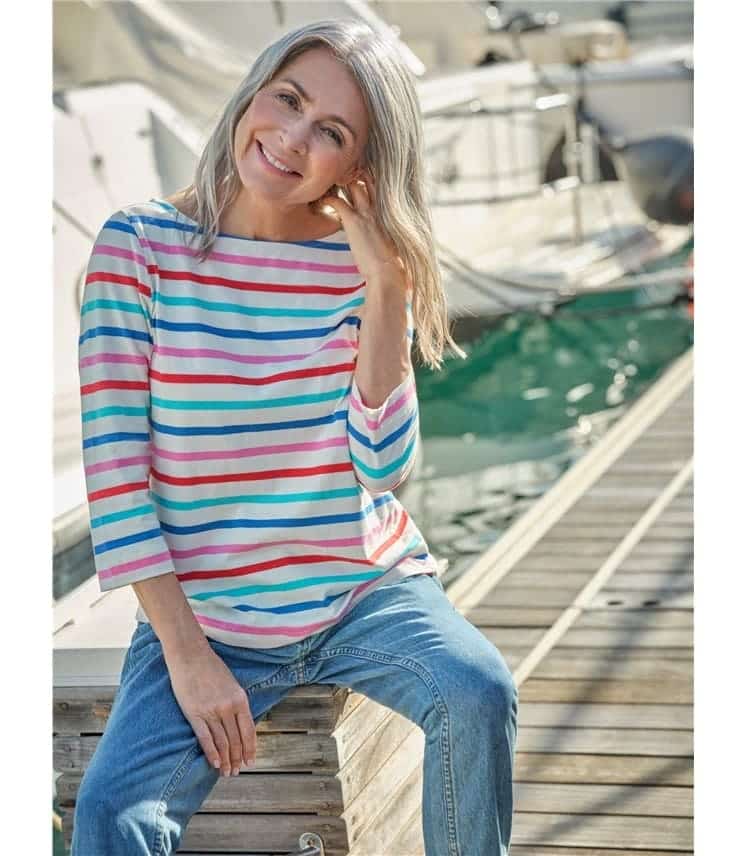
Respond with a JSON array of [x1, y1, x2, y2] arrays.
[[514, 782, 692, 817], [478, 587, 584, 607], [55, 732, 341, 774], [337, 709, 421, 819], [461, 606, 563, 626], [577, 609, 693, 628], [58, 771, 345, 814], [514, 752, 692, 786], [519, 677, 692, 704], [53, 684, 357, 736], [346, 762, 423, 856], [512, 812, 692, 850], [341, 726, 423, 844], [516, 727, 692, 757], [556, 627, 693, 648], [531, 654, 693, 680], [517, 702, 693, 729], [510, 847, 691, 856]]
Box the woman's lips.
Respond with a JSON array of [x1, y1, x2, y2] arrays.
[[257, 141, 301, 177]]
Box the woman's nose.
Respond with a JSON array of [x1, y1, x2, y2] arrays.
[[283, 122, 310, 155]]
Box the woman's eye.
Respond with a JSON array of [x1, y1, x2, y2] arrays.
[[324, 128, 343, 146], [277, 92, 298, 108]]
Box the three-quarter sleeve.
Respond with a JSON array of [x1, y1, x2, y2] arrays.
[[78, 209, 176, 591], [347, 302, 420, 495]]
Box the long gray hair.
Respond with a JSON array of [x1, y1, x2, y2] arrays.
[[179, 18, 466, 370]]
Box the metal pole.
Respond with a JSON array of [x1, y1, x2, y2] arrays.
[[563, 99, 583, 244]]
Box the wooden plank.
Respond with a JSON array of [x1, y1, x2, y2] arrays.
[[392, 802, 424, 856], [512, 812, 692, 850], [532, 646, 693, 660], [556, 628, 692, 648], [517, 702, 693, 729], [479, 627, 546, 648], [332, 696, 393, 769], [510, 847, 691, 856], [337, 710, 420, 814], [180, 813, 349, 854], [346, 762, 423, 856], [461, 606, 563, 626], [515, 556, 691, 572], [501, 571, 595, 589], [57, 771, 344, 814], [577, 609, 693, 628], [341, 726, 423, 844], [514, 753, 692, 786], [478, 587, 584, 607], [605, 572, 694, 590], [517, 727, 692, 757], [531, 654, 692, 680], [519, 678, 692, 704], [589, 592, 693, 609], [53, 684, 354, 736], [55, 732, 340, 774], [514, 782, 692, 817]]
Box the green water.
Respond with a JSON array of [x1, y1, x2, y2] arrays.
[[406, 284, 693, 586]]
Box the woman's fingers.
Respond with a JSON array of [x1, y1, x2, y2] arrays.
[[236, 707, 257, 767], [221, 705, 245, 774], [191, 716, 222, 773], [206, 714, 232, 777]]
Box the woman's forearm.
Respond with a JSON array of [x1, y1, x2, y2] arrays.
[[354, 274, 412, 408], [132, 574, 211, 664]]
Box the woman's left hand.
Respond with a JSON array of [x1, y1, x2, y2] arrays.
[[319, 172, 409, 289]]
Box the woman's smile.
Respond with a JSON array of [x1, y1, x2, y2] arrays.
[[256, 140, 302, 177]]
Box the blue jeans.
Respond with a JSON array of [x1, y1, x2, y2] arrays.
[[71, 573, 518, 855]]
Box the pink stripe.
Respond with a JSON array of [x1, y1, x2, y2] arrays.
[[350, 377, 416, 429], [194, 576, 378, 637], [94, 244, 147, 269], [143, 239, 360, 274], [99, 551, 172, 581], [85, 455, 150, 476], [152, 339, 351, 365], [80, 353, 149, 368], [152, 436, 346, 463]]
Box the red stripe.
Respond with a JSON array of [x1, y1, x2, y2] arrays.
[[89, 480, 149, 502], [85, 271, 152, 298], [176, 552, 373, 583], [151, 462, 351, 487], [81, 379, 149, 396], [149, 362, 354, 386], [370, 509, 410, 562], [158, 267, 363, 295]]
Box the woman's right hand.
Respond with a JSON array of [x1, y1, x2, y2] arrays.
[[165, 644, 257, 777]]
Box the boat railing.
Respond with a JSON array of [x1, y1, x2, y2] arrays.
[[423, 91, 586, 243]]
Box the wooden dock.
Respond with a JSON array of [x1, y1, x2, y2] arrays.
[[396, 346, 693, 855]]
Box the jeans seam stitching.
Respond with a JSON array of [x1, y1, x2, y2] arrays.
[[152, 743, 202, 856], [308, 645, 461, 855]]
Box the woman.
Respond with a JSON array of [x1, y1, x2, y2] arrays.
[[73, 18, 518, 856]]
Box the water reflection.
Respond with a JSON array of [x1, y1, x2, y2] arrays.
[[404, 295, 693, 587]]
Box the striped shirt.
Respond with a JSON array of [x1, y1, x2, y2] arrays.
[[78, 199, 439, 648]]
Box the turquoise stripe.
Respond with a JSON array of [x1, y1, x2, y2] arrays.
[[190, 571, 383, 600], [82, 406, 149, 422], [153, 292, 364, 318], [81, 299, 148, 320], [90, 504, 153, 528], [350, 437, 416, 479], [151, 386, 348, 411], [152, 487, 360, 511]]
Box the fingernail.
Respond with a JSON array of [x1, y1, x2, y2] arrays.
[[213, 760, 220, 769], [232, 767, 239, 776]]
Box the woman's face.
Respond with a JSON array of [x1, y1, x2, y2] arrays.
[[232, 46, 370, 209]]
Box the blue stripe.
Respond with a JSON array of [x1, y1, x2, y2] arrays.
[[348, 412, 417, 452], [160, 495, 394, 536], [153, 291, 365, 319], [79, 325, 151, 346], [94, 528, 164, 555], [152, 316, 357, 341], [150, 410, 347, 438], [83, 431, 150, 449]]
